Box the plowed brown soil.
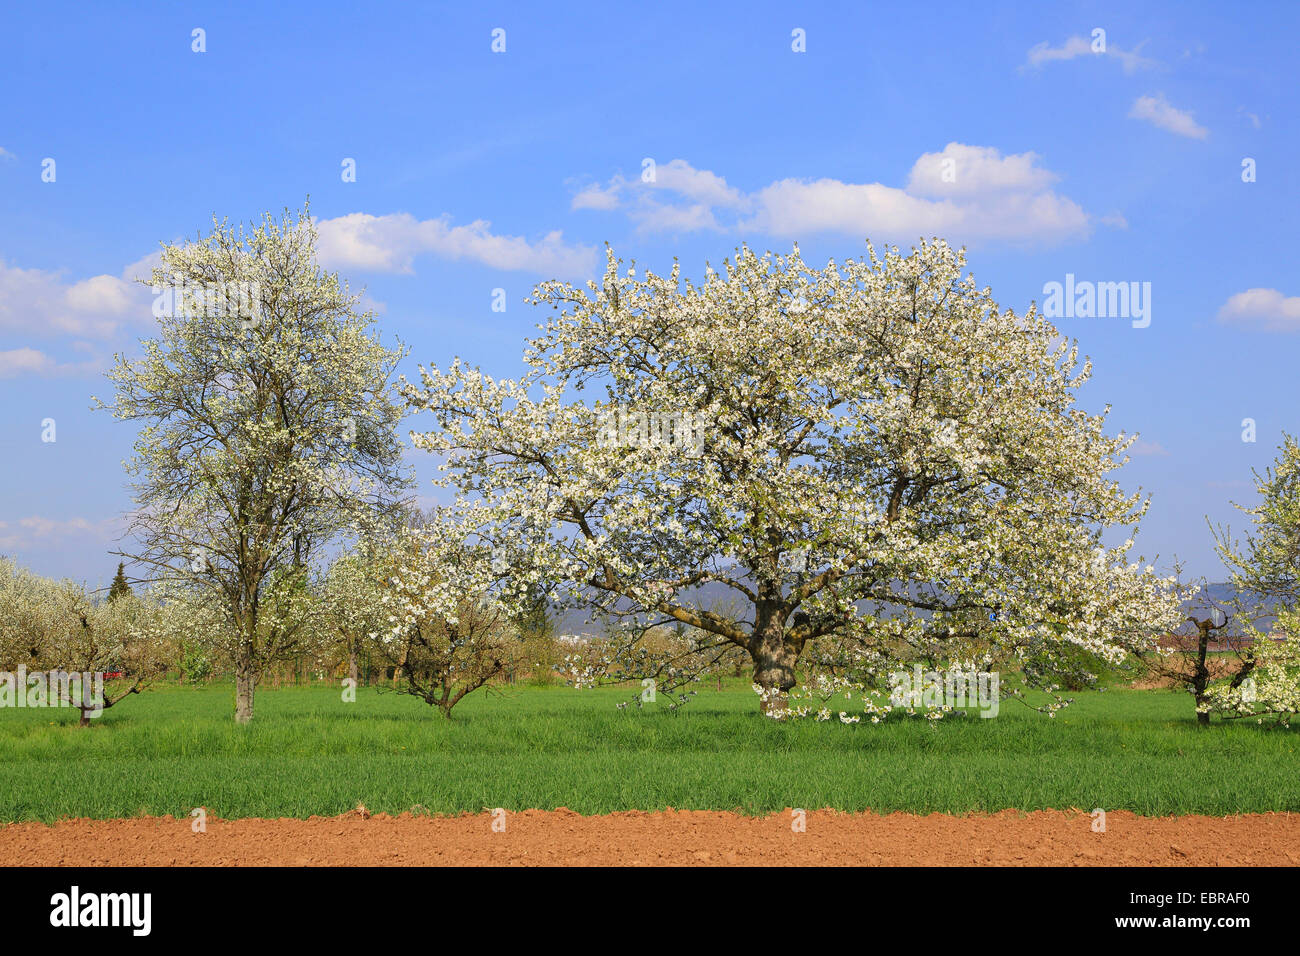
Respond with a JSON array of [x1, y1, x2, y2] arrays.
[[4, 808, 1299, 865]]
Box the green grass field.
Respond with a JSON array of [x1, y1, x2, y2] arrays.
[[1, 680, 1297, 821]]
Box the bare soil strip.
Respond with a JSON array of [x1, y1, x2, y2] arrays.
[[4, 808, 1299, 866]]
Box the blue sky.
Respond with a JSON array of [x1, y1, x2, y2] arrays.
[[1, 0, 1296, 586]]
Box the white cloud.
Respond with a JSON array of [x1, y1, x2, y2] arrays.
[[572, 183, 621, 211], [1130, 440, 1169, 457], [0, 252, 153, 377], [358, 294, 387, 315], [635, 202, 727, 233], [1128, 93, 1208, 139], [577, 146, 1097, 245], [1024, 36, 1159, 73], [751, 177, 1089, 243], [0, 347, 54, 377], [64, 274, 135, 314], [572, 159, 749, 225], [571, 160, 751, 233], [315, 212, 596, 277], [0, 147, 15, 162], [1217, 288, 1300, 332], [0, 257, 154, 339], [905, 144, 1060, 198], [1026, 35, 1094, 67], [120, 251, 165, 284], [747, 179, 956, 237], [650, 160, 748, 208], [0, 515, 117, 553], [0, 346, 103, 379]]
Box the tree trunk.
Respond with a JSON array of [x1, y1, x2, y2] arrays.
[[393, 646, 409, 688], [750, 610, 798, 718], [235, 647, 256, 724], [348, 647, 359, 687], [1193, 620, 1211, 726], [78, 707, 91, 728]]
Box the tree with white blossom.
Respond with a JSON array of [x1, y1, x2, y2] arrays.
[[403, 239, 1184, 717], [95, 205, 411, 723], [319, 545, 391, 687], [1204, 434, 1300, 724], [0, 557, 175, 726], [372, 513, 519, 717]]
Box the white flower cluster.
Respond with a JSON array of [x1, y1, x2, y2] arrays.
[[1199, 610, 1300, 725]]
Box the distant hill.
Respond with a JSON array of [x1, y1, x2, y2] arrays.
[[552, 578, 746, 637], [551, 579, 1285, 638]]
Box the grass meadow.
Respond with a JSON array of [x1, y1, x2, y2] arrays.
[[1, 679, 1297, 822]]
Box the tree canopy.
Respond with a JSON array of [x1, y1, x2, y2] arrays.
[[403, 240, 1182, 714]]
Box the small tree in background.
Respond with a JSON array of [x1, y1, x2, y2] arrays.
[[1136, 579, 1250, 725], [374, 515, 520, 718], [0, 557, 174, 726], [513, 584, 558, 684], [1205, 434, 1300, 723], [107, 563, 133, 604], [319, 549, 389, 686]]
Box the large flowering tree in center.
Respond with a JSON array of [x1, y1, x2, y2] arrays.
[[403, 240, 1182, 715]]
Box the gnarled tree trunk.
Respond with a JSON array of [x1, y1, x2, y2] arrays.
[[750, 602, 799, 718]]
